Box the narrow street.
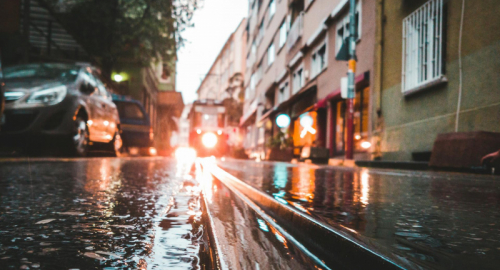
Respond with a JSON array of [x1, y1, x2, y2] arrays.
[[2, 157, 499, 269]]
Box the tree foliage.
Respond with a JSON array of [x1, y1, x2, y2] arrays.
[[44, 0, 200, 78]]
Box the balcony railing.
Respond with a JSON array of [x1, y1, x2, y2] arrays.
[[287, 12, 303, 50]]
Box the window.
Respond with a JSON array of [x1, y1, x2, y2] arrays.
[[269, 0, 276, 18], [267, 43, 275, 66], [256, 61, 263, 83], [96, 79, 110, 99], [311, 42, 327, 78], [279, 20, 287, 48], [245, 85, 252, 99], [222, 69, 228, 84], [292, 67, 304, 94], [335, 1, 361, 54], [258, 20, 264, 44], [221, 50, 226, 63], [250, 73, 257, 91], [246, 52, 251, 68], [277, 81, 289, 104], [402, 0, 444, 92], [115, 102, 145, 120]]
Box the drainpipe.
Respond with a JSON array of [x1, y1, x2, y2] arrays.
[[374, 0, 384, 116], [455, 0, 465, 132]]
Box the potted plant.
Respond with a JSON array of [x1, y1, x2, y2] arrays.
[[266, 131, 293, 161]]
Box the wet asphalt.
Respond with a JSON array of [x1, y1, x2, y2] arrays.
[[0, 157, 207, 270], [3, 156, 500, 270], [218, 159, 500, 270]]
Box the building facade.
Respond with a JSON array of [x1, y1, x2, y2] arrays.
[[196, 19, 247, 147], [112, 57, 184, 155], [241, 0, 377, 160], [377, 0, 500, 161], [197, 19, 247, 101]]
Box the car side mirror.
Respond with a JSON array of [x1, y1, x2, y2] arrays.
[[80, 82, 95, 95]]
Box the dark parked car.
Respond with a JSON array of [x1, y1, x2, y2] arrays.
[[0, 63, 121, 156], [112, 95, 155, 156]]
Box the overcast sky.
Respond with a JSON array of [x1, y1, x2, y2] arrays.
[[177, 0, 248, 104], [176, 0, 248, 104]]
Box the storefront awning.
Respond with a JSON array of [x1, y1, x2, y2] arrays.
[[259, 84, 317, 123], [314, 72, 369, 109]]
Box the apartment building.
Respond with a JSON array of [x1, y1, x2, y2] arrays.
[[377, 0, 500, 162], [241, 0, 377, 159], [112, 57, 184, 155], [197, 19, 247, 102], [196, 19, 247, 146]]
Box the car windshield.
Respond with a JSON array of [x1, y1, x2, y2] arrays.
[[115, 102, 145, 120], [1, 63, 79, 83]]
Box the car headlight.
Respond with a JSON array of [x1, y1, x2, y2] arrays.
[[27, 86, 67, 105]]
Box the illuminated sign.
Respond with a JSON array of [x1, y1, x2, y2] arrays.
[[299, 115, 316, 138], [276, 114, 291, 128]]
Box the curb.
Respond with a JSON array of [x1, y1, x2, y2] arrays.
[[206, 162, 408, 270], [199, 192, 227, 270]]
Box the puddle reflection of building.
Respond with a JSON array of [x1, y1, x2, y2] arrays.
[[289, 165, 315, 203]]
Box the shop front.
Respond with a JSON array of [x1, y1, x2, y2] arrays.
[[315, 72, 371, 159]]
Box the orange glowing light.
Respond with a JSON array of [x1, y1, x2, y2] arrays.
[[361, 141, 372, 149], [149, 147, 157, 156]]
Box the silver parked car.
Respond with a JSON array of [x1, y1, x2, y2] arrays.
[[0, 63, 122, 156]]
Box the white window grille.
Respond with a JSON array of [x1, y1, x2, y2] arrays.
[[311, 41, 327, 78], [292, 67, 304, 94], [267, 43, 275, 66], [402, 0, 444, 93]]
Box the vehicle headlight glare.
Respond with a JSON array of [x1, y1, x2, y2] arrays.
[[202, 133, 218, 148], [27, 86, 67, 105]]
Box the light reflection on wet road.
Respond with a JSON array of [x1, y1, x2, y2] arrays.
[[219, 159, 500, 270], [199, 161, 328, 270], [0, 158, 206, 270]]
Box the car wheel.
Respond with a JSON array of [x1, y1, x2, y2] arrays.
[[70, 116, 89, 157]]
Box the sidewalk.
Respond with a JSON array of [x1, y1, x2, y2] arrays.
[[211, 159, 500, 270]]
